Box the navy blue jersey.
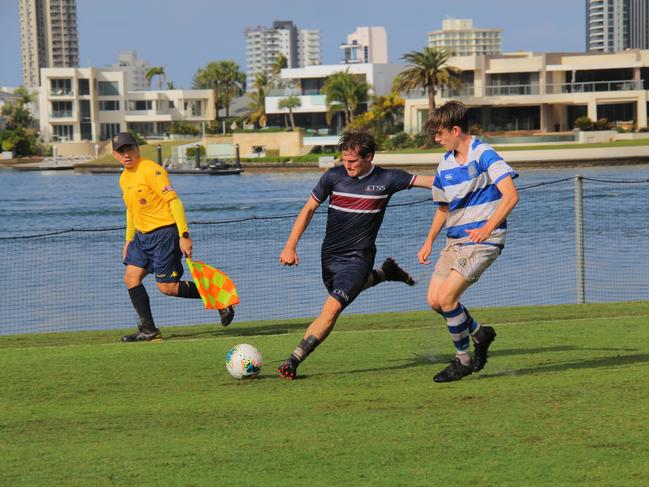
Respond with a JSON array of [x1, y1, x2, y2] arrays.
[[311, 165, 416, 254]]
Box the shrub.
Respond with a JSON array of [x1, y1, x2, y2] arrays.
[[638, 127, 649, 133], [383, 132, 411, 150], [574, 116, 593, 131], [410, 132, 432, 149], [185, 145, 206, 158], [596, 118, 610, 130], [171, 123, 200, 136]]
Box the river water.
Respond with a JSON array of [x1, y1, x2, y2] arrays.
[[1, 164, 648, 334]]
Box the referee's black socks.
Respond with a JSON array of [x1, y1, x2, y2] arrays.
[[176, 280, 201, 299], [128, 284, 156, 330]]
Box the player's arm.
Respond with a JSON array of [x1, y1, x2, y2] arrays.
[[169, 197, 192, 258], [411, 175, 434, 189], [465, 175, 519, 243], [418, 205, 448, 265], [280, 196, 320, 266], [123, 208, 135, 261]]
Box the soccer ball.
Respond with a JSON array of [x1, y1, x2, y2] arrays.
[[225, 343, 263, 379]]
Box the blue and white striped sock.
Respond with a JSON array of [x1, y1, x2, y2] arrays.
[[443, 304, 471, 353]]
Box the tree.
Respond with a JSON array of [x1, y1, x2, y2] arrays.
[[193, 61, 245, 120], [0, 87, 39, 156], [321, 70, 370, 126], [246, 73, 270, 128], [277, 96, 301, 130], [145, 66, 166, 90], [346, 91, 405, 145], [270, 53, 288, 79], [393, 47, 461, 117]]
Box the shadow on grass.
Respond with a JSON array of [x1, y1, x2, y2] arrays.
[[307, 345, 642, 379], [166, 321, 312, 340], [480, 351, 649, 379]]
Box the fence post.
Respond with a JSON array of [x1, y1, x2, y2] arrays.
[[575, 175, 585, 304]]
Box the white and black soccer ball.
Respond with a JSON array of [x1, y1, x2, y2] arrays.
[[225, 343, 263, 379]]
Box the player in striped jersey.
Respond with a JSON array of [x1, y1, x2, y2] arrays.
[[417, 101, 519, 382], [277, 130, 434, 380]]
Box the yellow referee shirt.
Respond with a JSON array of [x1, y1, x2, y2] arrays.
[[119, 159, 177, 233]]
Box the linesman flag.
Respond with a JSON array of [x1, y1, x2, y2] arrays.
[[186, 258, 240, 310]]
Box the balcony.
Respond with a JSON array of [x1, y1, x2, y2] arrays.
[[49, 88, 74, 96], [50, 111, 73, 119], [545, 79, 643, 94], [485, 84, 540, 96]]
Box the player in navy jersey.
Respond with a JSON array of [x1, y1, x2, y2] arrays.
[[418, 101, 519, 383], [277, 130, 434, 380]]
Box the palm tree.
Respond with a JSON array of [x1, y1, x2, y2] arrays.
[[321, 70, 370, 126], [277, 96, 301, 130], [393, 47, 461, 116], [270, 53, 288, 79], [192, 61, 245, 120], [145, 66, 166, 90], [247, 73, 270, 128], [218, 61, 246, 118]]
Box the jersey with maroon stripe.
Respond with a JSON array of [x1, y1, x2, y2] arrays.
[[311, 165, 416, 254]]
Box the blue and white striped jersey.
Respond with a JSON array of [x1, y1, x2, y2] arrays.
[[432, 137, 518, 245]]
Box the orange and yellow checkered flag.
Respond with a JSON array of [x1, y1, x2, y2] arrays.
[[186, 258, 240, 310]]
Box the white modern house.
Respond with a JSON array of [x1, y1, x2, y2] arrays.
[[39, 67, 215, 145], [403, 49, 649, 133], [265, 63, 404, 134]]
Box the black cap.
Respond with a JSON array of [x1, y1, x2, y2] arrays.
[[111, 132, 138, 151]]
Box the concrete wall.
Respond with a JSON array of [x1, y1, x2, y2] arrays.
[[232, 131, 304, 157], [53, 141, 111, 157]]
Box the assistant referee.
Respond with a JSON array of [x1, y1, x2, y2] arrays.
[[113, 132, 234, 341]]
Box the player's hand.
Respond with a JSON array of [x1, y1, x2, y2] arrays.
[[279, 247, 299, 266], [465, 227, 491, 243], [418, 241, 433, 264], [122, 241, 131, 261], [180, 237, 193, 259]]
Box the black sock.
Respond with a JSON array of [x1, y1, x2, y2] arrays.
[[290, 335, 321, 364], [177, 280, 201, 299], [364, 269, 386, 289], [128, 284, 156, 330]]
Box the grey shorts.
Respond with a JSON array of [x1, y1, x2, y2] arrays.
[[432, 240, 502, 283]]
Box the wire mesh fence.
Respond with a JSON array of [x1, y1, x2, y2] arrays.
[[1, 176, 647, 335]]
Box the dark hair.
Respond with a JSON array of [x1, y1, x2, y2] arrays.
[[338, 130, 377, 158], [423, 100, 470, 135]]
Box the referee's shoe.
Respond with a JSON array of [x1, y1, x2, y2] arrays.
[[121, 326, 162, 342]]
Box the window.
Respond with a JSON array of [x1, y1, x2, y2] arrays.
[[50, 78, 72, 96], [52, 124, 73, 141], [129, 100, 152, 111], [51, 101, 72, 118], [99, 100, 120, 111], [98, 81, 120, 96], [78, 78, 89, 95], [100, 123, 120, 140], [80, 123, 92, 141], [168, 100, 174, 109]]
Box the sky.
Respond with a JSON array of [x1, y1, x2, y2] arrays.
[[0, 0, 586, 89]]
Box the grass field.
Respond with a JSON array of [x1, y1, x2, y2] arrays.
[[2, 302, 649, 486]]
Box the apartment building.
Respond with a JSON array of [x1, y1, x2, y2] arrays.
[[265, 63, 404, 133], [110, 50, 151, 92], [19, 0, 79, 88], [244, 21, 321, 88], [403, 50, 649, 133], [39, 67, 215, 143], [340, 27, 388, 64], [587, 0, 649, 52], [428, 19, 502, 57]]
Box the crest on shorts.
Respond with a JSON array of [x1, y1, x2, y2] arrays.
[[139, 198, 147, 205], [457, 257, 467, 268]]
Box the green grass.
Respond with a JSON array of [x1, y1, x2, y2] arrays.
[[383, 138, 649, 154], [88, 139, 196, 166], [3, 302, 649, 486]]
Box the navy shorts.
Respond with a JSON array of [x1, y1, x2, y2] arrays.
[[124, 225, 184, 283], [321, 250, 375, 309]]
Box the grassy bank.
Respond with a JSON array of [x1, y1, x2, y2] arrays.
[[2, 302, 649, 485]]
